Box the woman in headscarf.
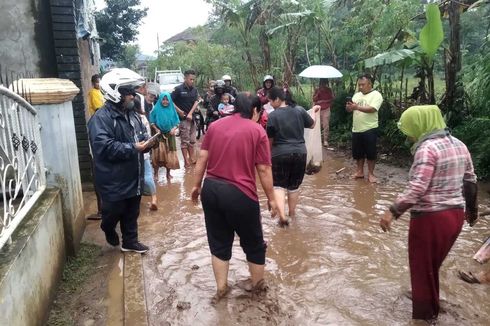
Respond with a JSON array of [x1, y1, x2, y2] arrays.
[[379, 105, 478, 323], [150, 92, 181, 180]]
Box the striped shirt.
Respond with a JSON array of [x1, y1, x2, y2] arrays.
[[392, 134, 476, 216]]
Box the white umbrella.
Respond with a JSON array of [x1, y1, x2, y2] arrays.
[[299, 65, 343, 79]]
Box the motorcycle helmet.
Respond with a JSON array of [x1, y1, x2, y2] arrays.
[[100, 68, 145, 103]]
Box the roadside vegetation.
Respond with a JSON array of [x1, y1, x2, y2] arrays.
[[46, 243, 102, 326], [96, 0, 490, 179]]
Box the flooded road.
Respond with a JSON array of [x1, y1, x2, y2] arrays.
[[137, 149, 490, 325]]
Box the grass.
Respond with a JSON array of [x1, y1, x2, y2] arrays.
[[46, 243, 102, 326]]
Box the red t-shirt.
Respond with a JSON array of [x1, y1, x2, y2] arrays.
[[201, 114, 271, 201], [313, 86, 334, 110]]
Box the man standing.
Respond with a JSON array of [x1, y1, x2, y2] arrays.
[[88, 76, 152, 253], [346, 74, 383, 183], [222, 74, 238, 99], [172, 69, 199, 167]]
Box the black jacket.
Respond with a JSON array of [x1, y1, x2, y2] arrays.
[[88, 102, 148, 202]]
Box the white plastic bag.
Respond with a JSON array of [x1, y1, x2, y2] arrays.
[[304, 108, 322, 174]]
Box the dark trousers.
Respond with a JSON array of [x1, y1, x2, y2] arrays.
[[201, 178, 266, 265], [409, 209, 464, 320], [101, 196, 141, 246]]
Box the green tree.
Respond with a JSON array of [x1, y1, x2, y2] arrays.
[[120, 44, 139, 69], [95, 0, 148, 60]]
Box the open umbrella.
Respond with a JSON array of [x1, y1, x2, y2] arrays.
[[299, 65, 343, 79]]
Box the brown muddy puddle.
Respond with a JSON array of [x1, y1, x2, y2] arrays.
[[137, 149, 490, 325]]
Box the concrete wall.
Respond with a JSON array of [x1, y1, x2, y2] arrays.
[[0, 0, 57, 76], [37, 101, 85, 255], [0, 189, 64, 326]]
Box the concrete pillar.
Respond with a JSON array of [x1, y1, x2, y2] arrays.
[[28, 78, 86, 255]]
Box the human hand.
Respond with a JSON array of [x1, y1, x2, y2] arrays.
[[191, 186, 201, 204], [380, 210, 393, 232], [134, 141, 148, 152], [169, 127, 178, 136], [345, 102, 355, 112], [312, 105, 321, 113], [186, 114, 193, 121], [268, 200, 278, 218]]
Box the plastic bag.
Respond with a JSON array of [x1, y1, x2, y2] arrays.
[[304, 108, 323, 175]]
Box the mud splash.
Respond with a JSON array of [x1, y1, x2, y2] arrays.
[[137, 150, 490, 325]]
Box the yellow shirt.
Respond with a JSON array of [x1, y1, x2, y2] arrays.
[[352, 90, 383, 133], [87, 88, 104, 117]]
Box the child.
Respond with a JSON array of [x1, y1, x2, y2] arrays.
[[218, 93, 235, 117]]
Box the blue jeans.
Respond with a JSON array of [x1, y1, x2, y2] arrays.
[[143, 158, 156, 195]]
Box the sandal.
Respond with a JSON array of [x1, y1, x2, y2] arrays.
[[458, 270, 480, 284]]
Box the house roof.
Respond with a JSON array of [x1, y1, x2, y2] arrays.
[[164, 28, 198, 43]]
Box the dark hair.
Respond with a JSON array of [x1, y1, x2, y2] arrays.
[[250, 95, 262, 112], [184, 69, 196, 76], [285, 91, 296, 107], [232, 92, 253, 119], [91, 74, 100, 84], [133, 97, 144, 114], [358, 73, 374, 85], [267, 86, 286, 102]]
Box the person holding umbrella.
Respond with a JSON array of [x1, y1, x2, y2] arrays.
[[313, 78, 334, 147]]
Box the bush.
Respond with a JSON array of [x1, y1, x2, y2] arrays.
[[452, 117, 490, 180]]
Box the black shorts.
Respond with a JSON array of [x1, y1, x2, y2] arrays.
[[201, 178, 266, 265], [272, 153, 307, 191], [352, 128, 378, 161]]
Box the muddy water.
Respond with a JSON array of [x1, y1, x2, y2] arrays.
[[137, 150, 490, 325]]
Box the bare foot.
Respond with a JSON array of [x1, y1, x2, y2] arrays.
[[352, 173, 364, 179], [278, 218, 290, 227], [251, 279, 268, 299], [210, 285, 230, 305], [368, 174, 378, 183], [236, 278, 253, 292]]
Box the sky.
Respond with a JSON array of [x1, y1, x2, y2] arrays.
[[94, 0, 212, 56]]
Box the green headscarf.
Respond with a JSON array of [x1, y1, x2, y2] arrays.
[[149, 92, 180, 133], [398, 105, 446, 141]]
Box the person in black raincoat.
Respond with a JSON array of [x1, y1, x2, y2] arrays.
[[88, 75, 154, 254]]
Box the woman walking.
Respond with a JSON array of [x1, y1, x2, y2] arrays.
[[266, 87, 320, 223], [191, 93, 284, 303], [380, 105, 478, 323], [149, 92, 180, 180]]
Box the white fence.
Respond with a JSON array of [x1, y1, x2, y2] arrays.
[[0, 85, 46, 250]]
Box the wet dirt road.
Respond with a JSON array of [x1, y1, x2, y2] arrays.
[[137, 150, 490, 325]]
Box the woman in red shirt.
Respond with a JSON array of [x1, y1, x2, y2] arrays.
[[313, 79, 334, 147]]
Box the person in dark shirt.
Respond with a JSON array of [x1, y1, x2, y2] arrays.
[[266, 87, 320, 221], [222, 74, 238, 98], [171, 69, 199, 167]]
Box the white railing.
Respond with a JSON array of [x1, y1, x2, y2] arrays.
[[0, 85, 46, 250]]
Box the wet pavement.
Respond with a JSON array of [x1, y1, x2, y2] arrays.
[[95, 148, 490, 325]]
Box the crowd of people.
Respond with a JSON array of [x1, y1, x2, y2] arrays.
[[86, 69, 487, 324]]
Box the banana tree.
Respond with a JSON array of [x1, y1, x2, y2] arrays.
[[418, 3, 444, 104]]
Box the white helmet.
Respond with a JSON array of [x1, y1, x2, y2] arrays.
[[263, 75, 274, 82], [100, 68, 145, 103], [222, 74, 232, 81]]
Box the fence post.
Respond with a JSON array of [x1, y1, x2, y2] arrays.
[[27, 78, 85, 255]]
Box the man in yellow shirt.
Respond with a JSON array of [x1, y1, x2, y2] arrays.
[[346, 74, 383, 183], [88, 74, 104, 117]]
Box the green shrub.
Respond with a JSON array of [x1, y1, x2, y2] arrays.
[[452, 117, 490, 180]]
